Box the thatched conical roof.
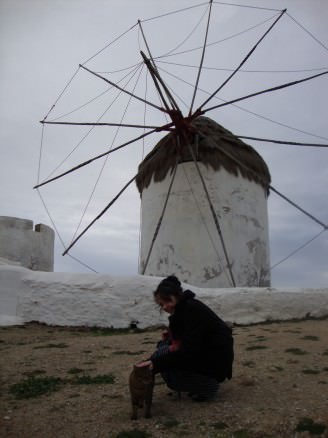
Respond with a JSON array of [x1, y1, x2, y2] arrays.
[[136, 116, 271, 194]]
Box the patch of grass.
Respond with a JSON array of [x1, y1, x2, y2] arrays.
[[162, 417, 180, 428], [271, 366, 284, 372], [115, 430, 151, 438], [302, 369, 320, 375], [67, 367, 84, 375], [89, 327, 142, 336], [284, 329, 302, 334], [212, 421, 228, 430], [295, 417, 326, 435], [285, 348, 308, 355], [300, 335, 319, 341], [22, 369, 46, 377], [241, 360, 255, 368], [33, 343, 68, 349], [246, 345, 268, 351], [233, 429, 250, 438], [323, 367, 328, 372], [71, 373, 115, 385], [323, 350, 328, 356], [10, 376, 62, 399], [112, 350, 146, 356]]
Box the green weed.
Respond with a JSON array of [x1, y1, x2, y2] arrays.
[[89, 327, 142, 336], [246, 345, 268, 351], [300, 335, 319, 341], [241, 360, 255, 367], [67, 367, 84, 375], [233, 429, 250, 438], [302, 369, 320, 375], [71, 373, 115, 385], [212, 421, 228, 430], [295, 417, 326, 435], [10, 376, 62, 399], [33, 343, 68, 349], [22, 369, 46, 377], [285, 348, 307, 355], [162, 417, 180, 428], [112, 350, 146, 356], [115, 430, 151, 438]]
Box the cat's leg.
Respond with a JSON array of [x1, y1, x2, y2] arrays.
[[144, 386, 153, 418], [131, 398, 138, 420]]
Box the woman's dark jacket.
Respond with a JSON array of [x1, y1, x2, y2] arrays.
[[152, 290, 234, 382]]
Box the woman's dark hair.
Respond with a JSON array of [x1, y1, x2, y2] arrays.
[[153, 275, 183, 302]]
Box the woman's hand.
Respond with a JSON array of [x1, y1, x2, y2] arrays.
[[161, 329, 170, 340], [135, 360, 153, 370]]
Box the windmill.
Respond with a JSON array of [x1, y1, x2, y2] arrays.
[[35, 1, 328, 287]]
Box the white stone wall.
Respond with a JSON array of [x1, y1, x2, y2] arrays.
[[139, 164, 270, 288], [1, 264, 327, 328], [0, 216, 54, 272]]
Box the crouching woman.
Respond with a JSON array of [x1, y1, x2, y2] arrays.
[[138, 275, 234, 402]]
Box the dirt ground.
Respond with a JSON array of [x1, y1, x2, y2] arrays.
[[0, 319, 328, 438]]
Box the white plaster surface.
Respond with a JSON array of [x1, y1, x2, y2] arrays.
[[0, 216, 55, 272], [140, 164, 270, 288], [1, 264, 327, 328]]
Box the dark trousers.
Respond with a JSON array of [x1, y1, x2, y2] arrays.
[[151, 341, 219, 398]]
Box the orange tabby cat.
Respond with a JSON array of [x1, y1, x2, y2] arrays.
[[129, 364, 154, 420]]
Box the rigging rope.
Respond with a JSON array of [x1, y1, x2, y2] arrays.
[[71, 64, 146, 244], [36, 190, 98, 273], [270, 229, 326, 271], [156, 13, 280, 61], [203, 70, 328, 113], [198, 8, 287, 111], [236, 136, 328, 148], [286, 12, 328, 53], [156, 64, 328, 142], [181, 165, 232, 285], [43, 63, 144, 182], [212, 1, 281, 12], [48, 62, 143, 122], [141, 158, 179, 275], [188, 135, 236, 287], [189, 1, 213, 115], [156, 59, 328, 74]]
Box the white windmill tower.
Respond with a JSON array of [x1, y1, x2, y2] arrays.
[[137, 116, 271, 288]]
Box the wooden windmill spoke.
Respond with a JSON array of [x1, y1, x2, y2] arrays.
[[202, 70, 328, 113], [34, 122, 174, 189], [79, 64, 169, 114], [141, 157, 180, 275], [62, 133, 172, 255], [236, 136, 328, 148], [269, 187, 328, 230], [62, 173, 138, 256], [40, 121, 162, 129], [189, 0, 213, 116], [187, 134, 236, 287], [138, 19, 180, 113], [197, 8, 287, 112]]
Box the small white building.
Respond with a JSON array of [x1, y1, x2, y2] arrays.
[[0, 216, 54, 272], [136, 116, 271, 288]]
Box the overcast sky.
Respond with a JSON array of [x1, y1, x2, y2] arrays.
[[1, 0, 327, 288]]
